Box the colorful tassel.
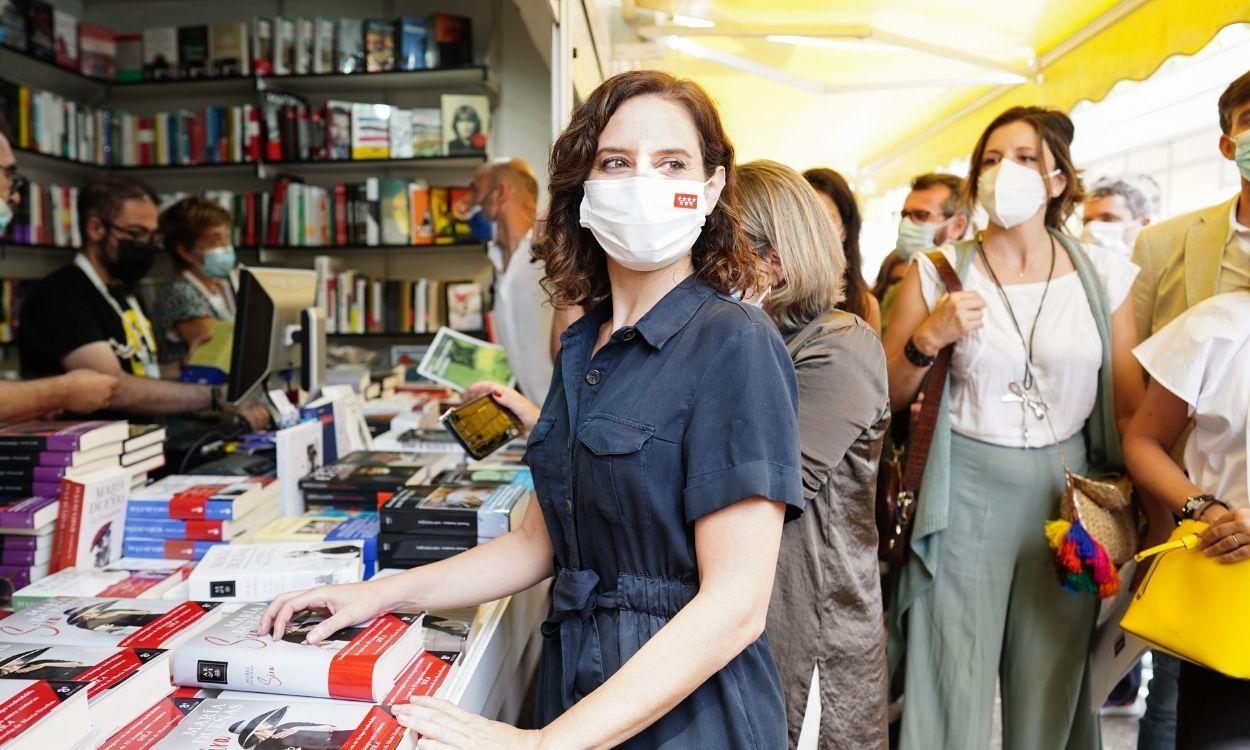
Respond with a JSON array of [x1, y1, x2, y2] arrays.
[[1044, 517, 1120, 599]]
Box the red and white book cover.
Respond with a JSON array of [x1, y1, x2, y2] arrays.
[[50, 465, 131, 572], [171, 604, 424, 702], [0, 642, 173, 740], [0, 596, 224, 650], [101, 695, 415, 750], [0, 678, 91, 750], [12, 564, 186, 609]]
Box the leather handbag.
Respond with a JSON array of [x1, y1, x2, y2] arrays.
[[1120, 519, 1250, 678], [877, 251, 961, 566]]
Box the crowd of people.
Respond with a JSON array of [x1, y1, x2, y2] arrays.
[[3, 62, 1250, 749]]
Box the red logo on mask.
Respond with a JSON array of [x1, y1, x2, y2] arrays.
[[673, 193, 698, 209]]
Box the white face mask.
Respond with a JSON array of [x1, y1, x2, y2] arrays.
[[1080, 220, 1135, 257], [978, 159, 1059, 229], [0, 199, 11, 236], [578, 175, 715, 272]]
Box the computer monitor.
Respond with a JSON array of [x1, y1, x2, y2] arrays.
[[226, 267, 325, 406]]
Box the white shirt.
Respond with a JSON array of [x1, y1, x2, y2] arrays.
[[489, 231, 554, 401], [1133, 292, 1250, 510], [1217, 199, 1250, 294], [916, 242, 1138, 448]]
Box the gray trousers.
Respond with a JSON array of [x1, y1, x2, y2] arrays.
[[900, 432, 1101, 750]]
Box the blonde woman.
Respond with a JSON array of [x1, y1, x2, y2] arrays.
[[738, 160, 890, 749]]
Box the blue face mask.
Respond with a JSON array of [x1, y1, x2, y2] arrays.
[[467, 207, 495, 243], [896, 217, 938, 260], [201, 245, 236, 279], [1235, 131, 1250, 182]]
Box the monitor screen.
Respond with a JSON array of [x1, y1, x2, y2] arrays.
[[226, 267, 318, 404]]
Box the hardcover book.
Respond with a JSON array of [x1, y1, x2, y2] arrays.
[[382, 484, 526, 540], [142, 27, 178, 80], [187, 541, 363, 602], [209, 22, 249, 76], [428, 13, 472, 68], [294, 17, 313, 75], [298, 451, 449, 501], [335, 18, 363, 74], [25, 0, 53, 61], [171, 603, 424, 701], [325, 100, 351, 160], [444, 280, 484, 331], [102, 695, 416, 750], [51, 465, 130, 572], [1, 0, 27, 52], [378, 534, 472, 567], [440, 94, 488, 155], [380, 178, 409, 245], [363, 18, 394, 72], [396, 17, 427, 71], [51, 8, 75, 69], [0, 678, 91, 750], [0, 420, 127, 452], [350, 103, 390, 160], [388, 108, 414, 159], [410, 107, 441, 156], [272, 16, 295, 76], [251, 17, 272, 75], [116, 33, 142, 81], [313, 17, 335, 74], [78, 22, 117, 80], [0, 597, 224, 650], [177, 25, 209, 79], [0, 643, 173, 740]]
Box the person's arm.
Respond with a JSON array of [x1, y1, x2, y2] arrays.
[[1109, 297, 1144, 440], [260, 494, 555, 641], [173, 316, 217, 358], [393, 497, 788, 750], [860, 292, 882, 335], [550, 305, 583, 361], [881, 262, 985, 413], [0, 370, 118, 421]]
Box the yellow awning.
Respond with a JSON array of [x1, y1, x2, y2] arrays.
[[632, 0, 1250, 198]]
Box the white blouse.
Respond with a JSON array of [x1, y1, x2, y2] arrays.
[[1133, 292, 1250, 510], [916, 243, 1139, 448]]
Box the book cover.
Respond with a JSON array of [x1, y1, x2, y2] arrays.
[[123, 538, 223, 561], [187, 541, 363, 602], [382, 484, 525, 540], [0, 562, 49, 590], [299, 451, 446, 494], [25, 0, 53, 61], [142, 27, 178, 79], [1, 0, 27, 52], [12, 564, 184, 610], [378, 534, 472, 567], [0, 597, 223, 650], [103, 696, 415, 750], [116, 33, 142, 81], [121, 514, 256, 543], [325, 100, 351, 160], [408, 180, 433, 245], [209, 22, 249, 76], [275, 421, 323, 516], [51, 466, 130, 572], [123, 425, 166, 454], [379, 178, 409, 246], [79, 22, 117, 80], [388, 108, 413, 159], [444, 280, 484, 331], [2, 544, 51, 567], [335, 18, 363, 74], [409, 107, 441, 156], [0, 420, 127, 452], [350, 103, 390, 160], [272, 16, 294, 76], [294, 17, 312, 75], [251, 17, 272, 75], [177, 25, 208, 79], [0, 678, 91, 749], [441, 94, 488, 155], [51, 8, 75, 69], [428, 13, 472, 68], [417, 328, 513, 392], [363, 18, 393, 72], [0, 496, 57, 529], [126, 475, 276, 521], [0, 643, 172, 740], [395, 17, 427, 71], [171, 603, 423, 701], [313, 17, 334, 74]]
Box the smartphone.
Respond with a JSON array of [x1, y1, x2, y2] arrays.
[[440, 393, 525, 460]]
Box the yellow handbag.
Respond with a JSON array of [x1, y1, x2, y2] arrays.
[[1120, 519, 1250, 678]]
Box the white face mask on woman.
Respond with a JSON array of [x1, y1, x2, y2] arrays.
[[578, 175, 715, 271], [978, 158, 1060, 229]]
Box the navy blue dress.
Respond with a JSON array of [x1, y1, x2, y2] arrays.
[[526, 275, 804, 748]]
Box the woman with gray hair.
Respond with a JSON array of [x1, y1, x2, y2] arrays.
[[737, 159, 890, 749]]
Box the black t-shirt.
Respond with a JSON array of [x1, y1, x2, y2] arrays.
[[18, 263, 152, 378]]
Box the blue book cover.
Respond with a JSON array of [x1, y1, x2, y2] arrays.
[[126, 498, 237, 521], [124, 536, 222, 560], [326, 514, 379, 560], [397, 17, 427, 71], [299, 402, 338, 463]]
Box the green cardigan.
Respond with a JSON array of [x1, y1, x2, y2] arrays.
[[886, 230, 1125, 676]]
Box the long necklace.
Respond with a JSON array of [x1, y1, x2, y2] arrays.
[[978, 234, 1057, 439]]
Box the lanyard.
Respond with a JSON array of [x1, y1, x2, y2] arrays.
[[181, 270, 236, 321], [74, 254, 161, 379]]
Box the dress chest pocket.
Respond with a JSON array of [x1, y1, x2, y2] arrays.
[[575, 414, 656, 530], [525, 417, 565, 510]]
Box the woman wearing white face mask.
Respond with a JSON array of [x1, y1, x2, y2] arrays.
[[883, 107, 1144, 750], [259, 70, 803, 749], [153, 196, 238, 378]]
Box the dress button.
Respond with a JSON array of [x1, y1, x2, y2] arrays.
[[565, 498, 574, 515], [585, 370, 601, 386], [621, 328, 636, 341]]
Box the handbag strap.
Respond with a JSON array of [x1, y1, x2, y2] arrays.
[[902, 251, 963, 494]]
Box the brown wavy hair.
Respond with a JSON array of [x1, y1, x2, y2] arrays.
[[533, 70, 759, 308]]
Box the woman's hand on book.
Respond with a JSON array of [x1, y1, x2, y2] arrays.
[[465, 382, 541, 435], [394, 696, 542, 749], [260, 579, 397, 643]]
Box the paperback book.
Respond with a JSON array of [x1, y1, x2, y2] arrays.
[[0, 597, 224, 650], [0, 678, 91, 750], [12, 562, 188, 609], [187, 541, 364, 602], [51, 465, 131, 572]]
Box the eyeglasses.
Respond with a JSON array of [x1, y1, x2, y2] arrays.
[[103, 219, 163, 247], [899, 209, 953, 224], [1, 165, 26, 196]]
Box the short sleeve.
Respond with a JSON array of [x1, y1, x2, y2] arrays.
[[912, 245, 959, 312], [682, 317, 803, 523], [20, 280, 111, 367], [1133, 293, 1250, 413], [1084, 242, 1140, 311]]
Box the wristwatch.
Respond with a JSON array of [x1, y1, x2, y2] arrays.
[[904, 337, 937, 368], [1181, 494, 1226, 520]]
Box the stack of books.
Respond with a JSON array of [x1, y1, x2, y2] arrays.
[[298, 450, 449, 509], [0, 421, 130, 501], [123, 475, 279, 561], [378, 467, 530, 569], [10, 558, 191, 610], [254, 509, 380, 577], [0, 494, 59, 589]]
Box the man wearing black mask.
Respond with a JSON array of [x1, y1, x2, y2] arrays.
[[18, 177, 267, 428]]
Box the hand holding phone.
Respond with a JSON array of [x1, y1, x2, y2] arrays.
[[440, 393, 525, 460]]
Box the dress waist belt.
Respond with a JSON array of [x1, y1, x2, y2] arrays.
[[540, 568, 696, 707]]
